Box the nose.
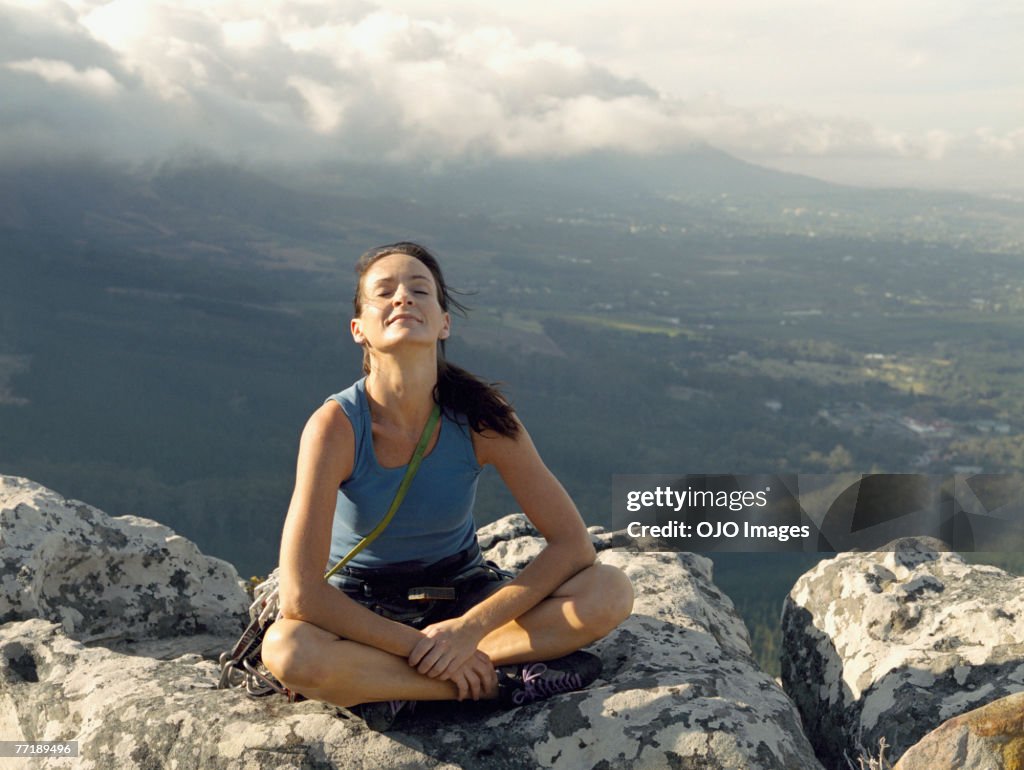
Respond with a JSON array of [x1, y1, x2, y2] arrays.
[[392, 284, 415, 306]]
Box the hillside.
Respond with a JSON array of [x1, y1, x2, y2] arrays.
[[3, 151, 1024, 673]]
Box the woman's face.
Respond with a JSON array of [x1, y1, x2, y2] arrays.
[[351, 252, 451, 355]]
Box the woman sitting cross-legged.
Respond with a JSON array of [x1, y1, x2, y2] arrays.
[[262, 241, 634, 731]]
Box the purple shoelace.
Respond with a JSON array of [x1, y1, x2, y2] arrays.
[[511, 663, 584, 705]]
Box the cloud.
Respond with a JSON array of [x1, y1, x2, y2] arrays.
[[7, 57, 120, 95], [975, 127, 1024, 158], [0, 0, 1019, 177], [286, 75, 348, 134]]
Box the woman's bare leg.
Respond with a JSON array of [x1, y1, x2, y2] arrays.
[[478, 563, 634, 665], [262, 562, 633, 707], [263, 619, 498, 707]]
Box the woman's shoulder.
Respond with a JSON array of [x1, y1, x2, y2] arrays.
[[469, 412, 526, 466], [304, 398, 355, 447], [295, 398, 357, 485]]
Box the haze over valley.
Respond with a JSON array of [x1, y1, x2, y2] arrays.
[[3, 150, 1023, 672]]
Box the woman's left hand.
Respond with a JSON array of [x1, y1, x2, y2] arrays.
[[409, 617, 486, 681]]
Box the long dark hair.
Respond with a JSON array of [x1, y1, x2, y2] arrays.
[[353, 241, 519, 439]]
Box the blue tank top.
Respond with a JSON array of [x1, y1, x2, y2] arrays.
[[327, 378, 481, 569]]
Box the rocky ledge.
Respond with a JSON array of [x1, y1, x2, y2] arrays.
[[782, 537, 1024, 768], [0, 476, 821, 770]]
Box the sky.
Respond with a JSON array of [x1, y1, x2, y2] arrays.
[[2, 0, 1022, 191]]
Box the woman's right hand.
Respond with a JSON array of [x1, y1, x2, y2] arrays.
[[409, 617, 498, 699], [443, 649, 497, 701]]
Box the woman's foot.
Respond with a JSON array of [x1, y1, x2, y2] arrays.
[[496, 650, 603, 707], [358, 699, 417, 732]]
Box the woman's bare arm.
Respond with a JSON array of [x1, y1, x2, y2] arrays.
[[464, 419, 596, 628], [276, 401, 425, 657]]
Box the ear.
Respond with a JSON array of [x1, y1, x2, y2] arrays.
[[439, 312, 451, 341], [350, 317, 365, 344]]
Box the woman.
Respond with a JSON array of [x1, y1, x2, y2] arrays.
[[262, 242, 634, 730]]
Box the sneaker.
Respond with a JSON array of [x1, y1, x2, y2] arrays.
[[358, 699, 416, 732], [496, 651, 602, 707]]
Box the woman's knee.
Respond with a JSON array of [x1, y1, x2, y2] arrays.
[[261, 619, 328, 691], [575, 563, 634, 634]]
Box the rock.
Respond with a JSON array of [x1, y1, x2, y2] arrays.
[[1, 479, 822, 769], [782, 536, 1024, 768], [893, 690, 1024, 770], [0, 475, 249, 640]]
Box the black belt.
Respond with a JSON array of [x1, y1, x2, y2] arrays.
[[332, 544, 484, 601]]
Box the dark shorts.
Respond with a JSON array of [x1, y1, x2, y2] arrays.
[[327, 545, 514, 630]]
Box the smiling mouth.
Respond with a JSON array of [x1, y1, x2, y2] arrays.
[[387, 315, 420, 325]]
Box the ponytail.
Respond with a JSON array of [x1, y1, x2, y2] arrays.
[[435, 361, 519, 438]]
